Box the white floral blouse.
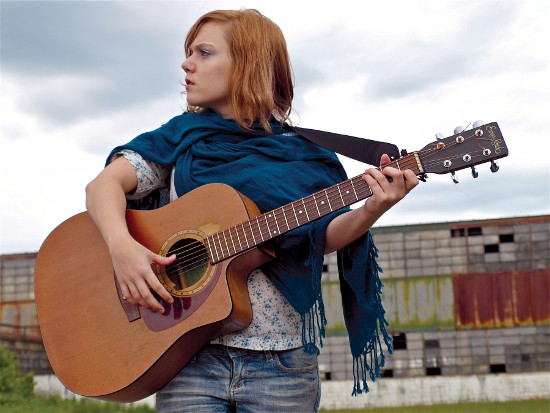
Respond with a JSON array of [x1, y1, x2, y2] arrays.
[[114, 150, 304, 350]]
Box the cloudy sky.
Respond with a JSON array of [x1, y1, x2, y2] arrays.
[[1, 0, 548, 254]]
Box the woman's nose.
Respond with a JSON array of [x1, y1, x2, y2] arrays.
[[181, 58, 194, 73]]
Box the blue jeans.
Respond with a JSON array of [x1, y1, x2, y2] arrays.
[[156, 344, 321, 412]]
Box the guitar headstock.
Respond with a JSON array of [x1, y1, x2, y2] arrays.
[[415, 122, 508, 181]]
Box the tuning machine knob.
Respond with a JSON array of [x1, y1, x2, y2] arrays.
[[471, 166, 479, 178], [490, 160, 499, 173], [473, 120, 484, 128], [454, 126, 465, 134], [451, 172, 459, 184]]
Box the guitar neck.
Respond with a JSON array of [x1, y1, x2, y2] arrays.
[[206, 153, 424, 263]]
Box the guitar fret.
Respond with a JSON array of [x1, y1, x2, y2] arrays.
[[280, 207, 290, 231], [337, 184, 345, 206], [206, 237, 217, 262], [216, 233, 224, 259], [350, 178, 359, 200], [229, 226, 239, 254], [301, 199, 310, 222], [271, 211, 281, 235], [249, 221, 258, 246], [241, 223, 250, 249], [264, 214, 274, 237], [324, 189, 333, 212], [235, 226, 243, 253], [290, 202, 300, 227], [312, 193, 321, 217], [222, 231, 230, 257], [228, 228, 236, 255], [346, 183, 356, 202], [272, 211, 280, 233], [319, 190, 331, 215], [332, 186, 345, 209], [256, 218, 265, 242]]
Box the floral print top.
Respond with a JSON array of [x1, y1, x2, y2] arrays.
[[114, 150, 304, 350]]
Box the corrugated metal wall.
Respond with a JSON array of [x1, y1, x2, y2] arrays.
[[455, 269, 550, 329]]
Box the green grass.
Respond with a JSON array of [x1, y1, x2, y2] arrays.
[[0, 394, 155, 413], [1, 394, 548, 412], [322, 399, 550, 413]]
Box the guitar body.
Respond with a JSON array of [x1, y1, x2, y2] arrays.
[[34, 183, 274, 402]]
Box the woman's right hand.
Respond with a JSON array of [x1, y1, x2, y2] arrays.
[[109, 234, 175, 313], [86, 156, 175, 313]]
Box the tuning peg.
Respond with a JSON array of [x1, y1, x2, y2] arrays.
[[454, 126, 464, 134], [401, 149, 408, 156], [451, 172, 459, 184], [435, 133, 444, 141], [490, 160, 499, 173], [418, 173, 428, 182], [471, 166, 479, 178], [473, 120, 484, 128]]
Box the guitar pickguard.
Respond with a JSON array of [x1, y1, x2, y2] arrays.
[[140, 262, 223, 332]]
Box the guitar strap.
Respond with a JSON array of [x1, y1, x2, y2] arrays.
[[288, 125, 400, 167]]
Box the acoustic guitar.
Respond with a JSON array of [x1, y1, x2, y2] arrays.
[[34, 122, 507, 402]]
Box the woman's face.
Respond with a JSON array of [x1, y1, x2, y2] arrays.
[[182, 22, 233, 118]]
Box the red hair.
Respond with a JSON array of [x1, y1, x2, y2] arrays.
[[185, 9, 294, 132]]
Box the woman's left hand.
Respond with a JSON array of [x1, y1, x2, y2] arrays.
[[324, 153, 419, 253], [361, 153, 419, 218]]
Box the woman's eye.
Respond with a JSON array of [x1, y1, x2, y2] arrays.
[[200, 49, 211, 56]]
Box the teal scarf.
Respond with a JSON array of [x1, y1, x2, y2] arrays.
[[107, 110, 392, 395]]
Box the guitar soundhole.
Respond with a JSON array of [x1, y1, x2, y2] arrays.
[[160, 237, 211, 297]]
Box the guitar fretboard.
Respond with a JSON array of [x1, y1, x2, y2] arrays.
[[206, 152, 423, 263]]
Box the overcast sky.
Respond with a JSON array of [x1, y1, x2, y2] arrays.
[[1, 0, 549, 254]]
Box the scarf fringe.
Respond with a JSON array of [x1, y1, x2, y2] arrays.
[[301, 222, 329, 353], [351, 240, 393, 396]]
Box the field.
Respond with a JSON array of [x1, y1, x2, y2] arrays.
[[1, 395, 548, 413]]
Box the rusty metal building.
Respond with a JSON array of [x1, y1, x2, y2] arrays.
[[321, 214, 549, 380], [1, 215, 549, 380]]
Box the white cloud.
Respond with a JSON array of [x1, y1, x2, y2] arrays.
[[1, 0, 549, 254]]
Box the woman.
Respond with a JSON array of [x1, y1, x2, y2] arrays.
[[85, 9, 418, 412]]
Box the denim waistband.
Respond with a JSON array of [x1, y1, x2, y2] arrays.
[[201, 343, 303, 360]]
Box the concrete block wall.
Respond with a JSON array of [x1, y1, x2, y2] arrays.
[[0, 253, 36, 302], [371, 218, 549, 278], [0, 335, 52, 375], [319, 325, 550, 381]]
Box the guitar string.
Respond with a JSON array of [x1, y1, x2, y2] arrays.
[[161, 145, 473, 277], [161, 176, 379, 277], [162, 133, 484, 278], [161, 151, 475, 280], [164, 154, 417, 263], [161, 180, 372, 277], [161, 154, 430, 276]]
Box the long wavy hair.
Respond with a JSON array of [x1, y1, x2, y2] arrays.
[[184, 9, 294, 132]]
